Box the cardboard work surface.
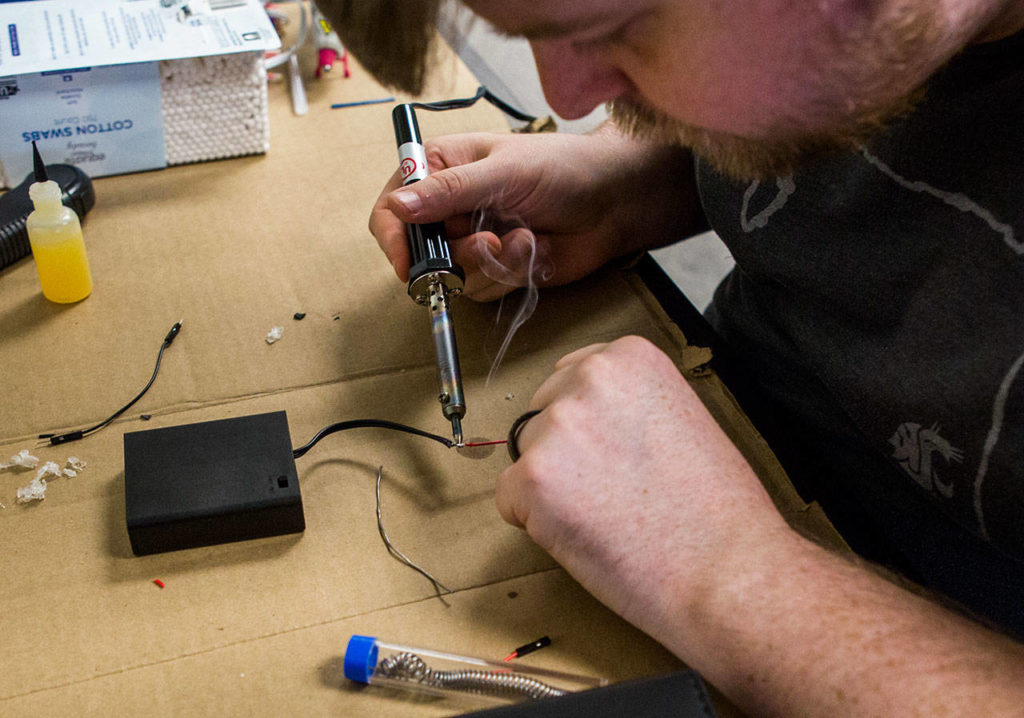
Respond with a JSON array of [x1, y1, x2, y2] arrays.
[[0, 37, 835, 718]]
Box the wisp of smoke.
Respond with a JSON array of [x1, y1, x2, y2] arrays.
[[470, 204, 550, 385]]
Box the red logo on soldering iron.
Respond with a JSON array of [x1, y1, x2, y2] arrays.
[[400, 157, 419, 180]]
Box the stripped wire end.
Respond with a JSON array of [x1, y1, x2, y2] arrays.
[[461, 439, 508, 448], [451, 416, 463, 447]]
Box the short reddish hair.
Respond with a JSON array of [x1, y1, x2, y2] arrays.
[[316, 0, 443, 94]]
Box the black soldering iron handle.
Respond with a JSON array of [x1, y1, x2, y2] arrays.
[[392, 104, 465, 302]]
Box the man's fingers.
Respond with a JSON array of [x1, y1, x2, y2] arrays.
[[386, 159, 515, 225], [465, 278, 517, 302], [521, 344, 610, 413], [495, 465, 528, 529], [525, 342, 637, 420], [495, 410, 548, 528], [554, 342, 609, 370], [462, 272, 502, 301], [369, 168, 413, 280]]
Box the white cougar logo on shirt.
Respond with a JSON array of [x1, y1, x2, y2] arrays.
[[890, 423, 964, 497]]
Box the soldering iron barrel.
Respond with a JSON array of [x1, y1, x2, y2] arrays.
[[429, 281, 466, 424]]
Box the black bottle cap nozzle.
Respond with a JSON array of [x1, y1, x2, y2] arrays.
[[31, 141, 48, 183]]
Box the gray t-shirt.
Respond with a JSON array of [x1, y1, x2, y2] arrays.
[[698, 29, 1023, 627]]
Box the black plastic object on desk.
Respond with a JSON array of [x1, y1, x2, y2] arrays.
[[0, 163, 95, 270], [123, 411, 305, 556], [459, 670, 719, 717]]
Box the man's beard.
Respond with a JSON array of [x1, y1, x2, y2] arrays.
[[609, 96, 908, 181], [608, 6, 939, 181]]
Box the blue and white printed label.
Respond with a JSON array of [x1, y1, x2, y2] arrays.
[[0, 61, 166, 182], [0, 0, 279, 75]]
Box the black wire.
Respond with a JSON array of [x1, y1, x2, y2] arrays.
[[39, 319, 183, 446], [410, 86, 538, 123], [507, 410, 541, 462], [292, 419, 454, 459], [79, 341, 169, 436]]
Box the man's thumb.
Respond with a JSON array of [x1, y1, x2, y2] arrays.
[[386, 163, 493, 222]]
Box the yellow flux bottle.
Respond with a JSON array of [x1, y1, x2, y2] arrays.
[[27, 179, 93, 303]]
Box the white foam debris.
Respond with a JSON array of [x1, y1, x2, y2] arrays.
[[266, 326, 284, 344], [62, 456, 87, 477], [505, 393, 515, 401], [36, 461, 61, 480], [14, 459, 85, 503], [1, 449, 40, 471], [17, 477, 47, 503]]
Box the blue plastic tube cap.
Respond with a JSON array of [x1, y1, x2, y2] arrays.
[[344, 635, 379, 683]]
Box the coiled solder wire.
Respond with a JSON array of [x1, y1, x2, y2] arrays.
[[377, 652, 566, 700]]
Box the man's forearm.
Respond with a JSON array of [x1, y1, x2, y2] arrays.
[[669, 530, 1024, 716]]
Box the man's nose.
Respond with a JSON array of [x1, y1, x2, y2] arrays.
[[529, 39, 632, 120]]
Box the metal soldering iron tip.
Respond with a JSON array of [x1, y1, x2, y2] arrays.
[[451, 416, 463, 446]]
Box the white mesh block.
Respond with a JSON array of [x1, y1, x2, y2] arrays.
[[160, 51, 269, 166]]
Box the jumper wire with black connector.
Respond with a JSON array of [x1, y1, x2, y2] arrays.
[[38, 319, 184, 446]]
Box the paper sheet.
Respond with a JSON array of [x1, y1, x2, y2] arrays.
[[0, 0, 279, 75]]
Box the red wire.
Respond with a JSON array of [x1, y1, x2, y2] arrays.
[[463, 439, 508, 448]]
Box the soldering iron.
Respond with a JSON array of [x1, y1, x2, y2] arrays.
[[391, 103, 467, 445], [386, 89, 544, 444]]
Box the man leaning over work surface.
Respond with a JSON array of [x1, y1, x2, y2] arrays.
[[319, 0, 1024, 714]]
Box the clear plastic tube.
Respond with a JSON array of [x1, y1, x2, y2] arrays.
[[343, 635, 606, 707]]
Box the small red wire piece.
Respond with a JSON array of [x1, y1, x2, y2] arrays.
[[504, 635, 551, 662], [464, 439, 508, 448], [153, 579, 165, 589]]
